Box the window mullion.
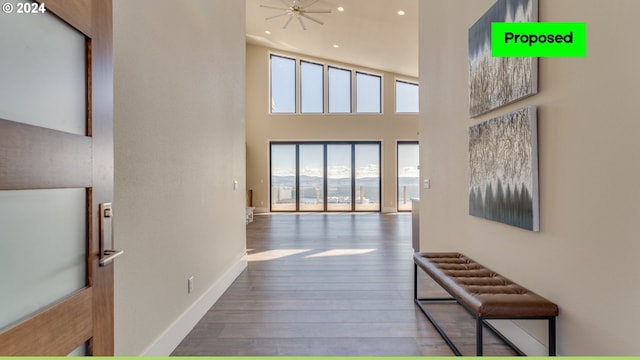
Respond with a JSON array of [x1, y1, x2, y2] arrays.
[[296, 144, 300, 212], [351, 143, 356, 212], [323, 144, 328, 212]]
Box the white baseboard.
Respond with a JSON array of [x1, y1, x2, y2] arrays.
[[487, 319, 550, 356], [140, 253, 248, 356]]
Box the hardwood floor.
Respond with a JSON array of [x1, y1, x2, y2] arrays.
[[172, 213, 516, 356]]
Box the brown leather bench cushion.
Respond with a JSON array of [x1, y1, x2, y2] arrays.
[[414, 252, 559, 318]]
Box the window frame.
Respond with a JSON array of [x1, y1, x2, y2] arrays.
[[328, 66, 353, 114], [355, 71, 383, 114], [300, 60, 325, 114], [269, 52, 417, 116], [395, 79, 420, 114], [269, 54, 297, 114]]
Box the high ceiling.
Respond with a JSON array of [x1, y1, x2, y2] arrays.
[[246, 0, 419, 78]]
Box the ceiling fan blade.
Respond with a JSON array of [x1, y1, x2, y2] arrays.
[[282, 16, 294, 29], [297, 16, 307, 30], [303, 10, 331, 13], [265, 12, 289, 20], [300, 0, 320, 9], [279, 0, 292, 8], [260, 5, 289, 11], [301, 13, 324, 25]]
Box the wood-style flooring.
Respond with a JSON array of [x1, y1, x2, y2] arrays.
[[172, 213, 516, 356]]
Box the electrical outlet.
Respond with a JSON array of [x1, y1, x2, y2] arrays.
[[188, 276, 194, 294]]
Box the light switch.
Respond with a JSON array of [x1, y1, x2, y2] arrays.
[[423, 179, 431, 189], [233, 180, 239, 191]]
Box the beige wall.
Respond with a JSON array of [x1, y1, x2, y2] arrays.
[[246, 44, 419, 213], [113, 0, 246, 355], [420, 0, 640, 355]]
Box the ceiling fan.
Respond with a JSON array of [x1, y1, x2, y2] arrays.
[[261, 0, 332, 30]]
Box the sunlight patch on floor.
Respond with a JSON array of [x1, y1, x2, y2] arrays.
[[247, 248, 379, 261], [305, 249, 376, 258], [247, 249, 311, 262]]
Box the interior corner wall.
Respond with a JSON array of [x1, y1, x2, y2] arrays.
[[112, 0, 246, 355], [245, 44, 419, 213], [419, 0, 640, 355]]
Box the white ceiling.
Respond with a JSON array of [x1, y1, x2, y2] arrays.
[[246, 0, 419, 78]]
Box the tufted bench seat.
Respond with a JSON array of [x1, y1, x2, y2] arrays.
[[414, 252, 558, 356]]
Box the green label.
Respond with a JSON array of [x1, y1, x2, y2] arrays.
[[492, 22, 587, 57]]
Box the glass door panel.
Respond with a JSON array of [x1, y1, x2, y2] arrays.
[[0, 189, 87, 331], [327, 144, 352, 211], [271, 144, 297, 211], [355, 144, 381, 211], [398, 142, 420, 211], [299, 145, 325, 211], [0, 0, 86, 135]]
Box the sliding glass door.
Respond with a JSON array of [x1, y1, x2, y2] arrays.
[[270, 142, 381, 212], [326, 144, 352, 211], [271, 144, 297, 211], [397, 141, 419, 211], [299, 144, 324, 211], [355, 144, 381, 211]]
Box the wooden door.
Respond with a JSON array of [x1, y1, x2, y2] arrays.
[[0, 0, 114, 355]]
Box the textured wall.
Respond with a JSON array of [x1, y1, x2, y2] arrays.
[[113, 0, 246, 355]]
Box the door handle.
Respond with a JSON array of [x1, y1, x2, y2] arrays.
[[100, 249, 124, 266], [99, 203, 124, 266]]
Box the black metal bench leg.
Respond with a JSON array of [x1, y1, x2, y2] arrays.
[[476, 317, 483, 356], [549, 317, 556, 356], [414, 263, 418, 300]]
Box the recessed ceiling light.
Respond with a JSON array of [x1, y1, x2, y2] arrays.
[[333, 44, 340, 48], [265, 30, 271, 35], [337, 6, 345, 12], [397, 10, 406, 16]]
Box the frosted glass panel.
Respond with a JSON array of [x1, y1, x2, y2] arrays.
[[0, 0, 86, 135], [0, 189, 87, 331], [68, 342, 89, 356]]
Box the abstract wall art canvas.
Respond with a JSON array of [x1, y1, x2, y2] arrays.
[[469, 106, 539, 231], [469, 0, 538, 117]]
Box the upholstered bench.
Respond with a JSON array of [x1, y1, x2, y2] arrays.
[[414, 252, 559, 356]]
